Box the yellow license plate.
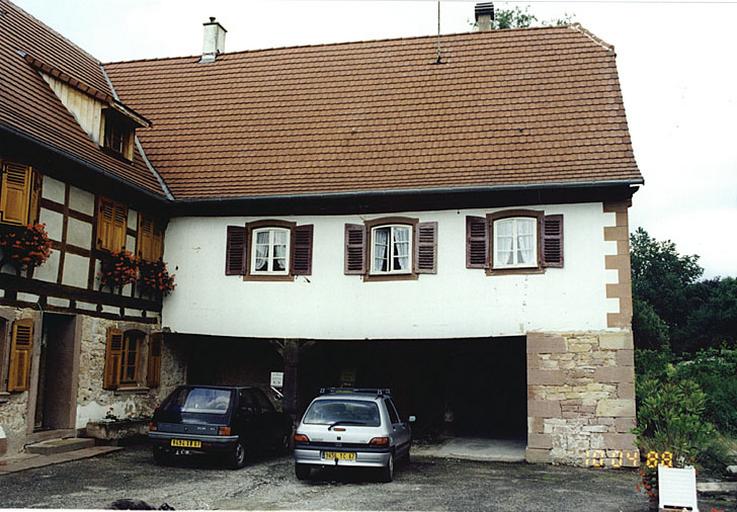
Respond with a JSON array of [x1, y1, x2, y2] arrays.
[[322, 451, 356, 461], [171, 439, 202, 448]]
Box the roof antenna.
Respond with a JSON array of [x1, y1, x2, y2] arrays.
[[435, 0, 443, 64]]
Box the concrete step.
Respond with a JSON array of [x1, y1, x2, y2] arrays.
[[25, 437, 95, 455], [0, 446, 122, 474]]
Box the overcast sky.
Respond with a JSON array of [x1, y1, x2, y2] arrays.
[[13, 0, 737, 278]]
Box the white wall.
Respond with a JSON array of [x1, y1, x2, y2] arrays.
[[162, 202, 620, 340]]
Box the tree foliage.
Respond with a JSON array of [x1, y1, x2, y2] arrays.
[[481, 6, 575, 30]]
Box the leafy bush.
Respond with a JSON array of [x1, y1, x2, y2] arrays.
[[674, 348, 737, 435], [634, 373, 715, 466]]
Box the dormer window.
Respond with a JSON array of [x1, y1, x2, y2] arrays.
[[102, 109, 135, 160]]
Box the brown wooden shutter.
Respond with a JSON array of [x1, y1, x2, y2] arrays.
[[225, 226, 247, 275], [137, 214, 154, 260], [98, 198, 114, 250], [112, 203, 128, 251], [542, 214, 564, 268], [344, 224, 366, 275], [103, 328, 124, 390], [146, 332, 162, 388], [0, 162, 32, 226], [466, 216, 488, 269], [291, 224, 313, 275], [7, 319, 34, 392], [28, 170, 41, 225], [415, 221, 438, 274]]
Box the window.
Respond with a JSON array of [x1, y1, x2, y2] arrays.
[[466, 210, 564, 273], [137, 213, 164, 261], [344, 218, 437, 278], [251, 227, 289, 275], [0, 161, 39, 226], [102, 109, 134, 160], [302, 399, 381, 427], [97, 197, 128, 252], [250, 389, 275, 413], [120, 331, 143, 385], [493, 217, 537, 269], [103, 328, 148, 390], [371, 225, 412, 274], [385, 398, 400, 424], [6, 319, 34, 393]]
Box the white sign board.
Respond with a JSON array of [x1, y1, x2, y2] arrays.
[[658, 466, 699, 512], [270, 372, 284, 388]]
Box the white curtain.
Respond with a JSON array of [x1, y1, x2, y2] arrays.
[[393, 227, 410, 270], [495, 220, 514, 265], [254, 231, 269, 271], [273, 230, 287, 271], [373, 227, 389, 272], [516, 219, 535, 264]]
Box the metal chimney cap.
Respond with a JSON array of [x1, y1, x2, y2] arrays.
[[475, 2, 495, 21]]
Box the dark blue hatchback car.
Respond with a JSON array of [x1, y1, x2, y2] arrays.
[[149, 385, 293, 469]]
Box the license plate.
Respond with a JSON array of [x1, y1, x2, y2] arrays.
[[171, 439, 201, 448], [322, 451, 356, 461]]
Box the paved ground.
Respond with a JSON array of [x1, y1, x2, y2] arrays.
[[0, 444, 732, 511], [412, 437, 526, 462]]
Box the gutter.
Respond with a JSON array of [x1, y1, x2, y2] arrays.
[[173, 178, 644, 205], [0, 123, 168, 203]]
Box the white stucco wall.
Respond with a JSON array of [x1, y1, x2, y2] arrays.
[[162, 202, 620, 340]]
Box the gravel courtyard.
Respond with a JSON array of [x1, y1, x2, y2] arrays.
[[0, 444, 660, 511]]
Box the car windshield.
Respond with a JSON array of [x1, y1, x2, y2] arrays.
[[162, 387, 232, 415], [303, 399, 381, 426]]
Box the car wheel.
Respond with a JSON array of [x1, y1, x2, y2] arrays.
[[278, 431, 292, 455], [152, 446, 169, 466], [227, 440, 247, 470], [295, 463, 311, 481], [380, 452, 395, 483]]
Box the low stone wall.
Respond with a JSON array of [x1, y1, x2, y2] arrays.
[[0, 391, 29, 456], [526, 331, 637, 466]]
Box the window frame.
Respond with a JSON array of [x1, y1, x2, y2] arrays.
[[364, 216, 419, 281], [250, 227, 291, 275], [487, 209, 544, 275], [369, 224, 414, 276], [244, 219, 296, 281], [102, 109, 135, 161], [119, 330, 144, 386]]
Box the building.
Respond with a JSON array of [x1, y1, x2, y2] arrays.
[[0, 0, 642, 466]]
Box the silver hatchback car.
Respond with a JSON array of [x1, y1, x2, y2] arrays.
[[293, 388, 414, 482]]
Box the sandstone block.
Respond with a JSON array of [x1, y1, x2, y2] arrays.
[[527, 333, 567, 354], [594, 366, 634, 383], [596, 399, 635, 418], [616, 349, 634, 366], [599, 332, 633, 350], [528, 369, 566, 386], [528, 400, 561, 418], [528, 433, 553, 449], [602, 433, 637, 450], [618, 383, 635, 400], [525, 448, 551, 464], [615, 417, 636, 433], [568, 342, 592, 353], [528, 417, 545, 434]]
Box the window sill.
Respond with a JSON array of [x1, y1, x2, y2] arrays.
[[114, 386, 150, 395], [486, 267, 545, 276], [243, 274, 295, 282], [363, 273, 418, 282]]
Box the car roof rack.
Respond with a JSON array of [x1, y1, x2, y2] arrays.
[[319, 387, 391, 397]]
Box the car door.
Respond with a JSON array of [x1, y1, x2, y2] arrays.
[[237, 389, 259, 444], [249, 388, 283, 448], [385, 398, 410, 456]]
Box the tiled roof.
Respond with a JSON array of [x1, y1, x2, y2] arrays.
[[0, 0, 167, 197], [105, 25, 642, 200]]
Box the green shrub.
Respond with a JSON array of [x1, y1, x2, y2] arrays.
[[674, 348, 737, 434], [634, 372, 715, 465]]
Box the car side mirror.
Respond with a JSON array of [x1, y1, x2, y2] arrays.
[[408, 415, 416, 423]]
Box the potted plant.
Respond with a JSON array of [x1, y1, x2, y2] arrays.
[[138, 259, 176, 299], [99, 250, 138, 292], [0, 223, 52, 277]]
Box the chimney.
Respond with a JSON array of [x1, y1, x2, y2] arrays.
[[474, 2, 494, 32], [200, 17, 227, 63]]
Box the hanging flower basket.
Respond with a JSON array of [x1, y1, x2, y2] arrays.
[[138, 259, 176, 298], [100, 250, 138, 291], [0, 223, 52, 273]]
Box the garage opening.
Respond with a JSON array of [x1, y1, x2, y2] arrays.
[[299, 337, 527, 445]]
